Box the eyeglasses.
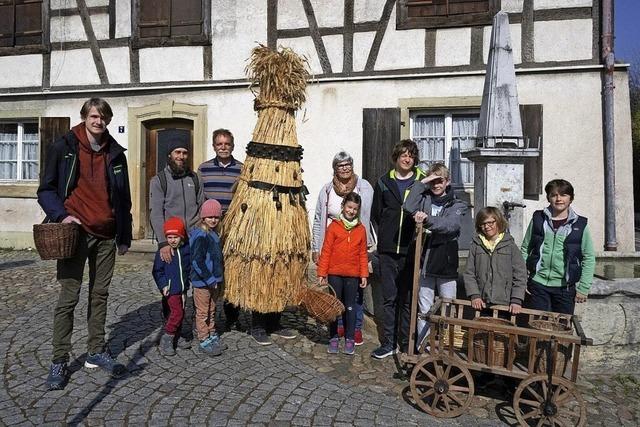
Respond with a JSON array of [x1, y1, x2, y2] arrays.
[[335, 163, 353, 170], [480, 220, 497, 228]]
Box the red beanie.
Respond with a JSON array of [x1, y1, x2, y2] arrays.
[[163, 217, 186, 238], [200, 199, 222, 218]]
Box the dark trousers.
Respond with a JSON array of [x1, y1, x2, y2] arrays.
[[52, 232, 116, 363], [163, 294, 185, 335], [251, 311, 282, 335], [526, 281, 576, 315], [224, 301, 240, 325], [328, 275, 359, 340], [379, 252, 413, 350]]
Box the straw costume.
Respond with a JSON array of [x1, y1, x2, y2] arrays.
[[221, 45, 311, 313]]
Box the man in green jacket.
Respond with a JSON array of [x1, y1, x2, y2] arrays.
[[521, 179, 596, 315]]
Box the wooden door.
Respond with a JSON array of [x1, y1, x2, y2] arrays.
[[144, 119, 193, 238]]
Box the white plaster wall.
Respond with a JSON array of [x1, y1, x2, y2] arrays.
[[278, 0, 307, 29], [115, 0, 132, 38], [139, 47, 204, 83], [435, 28, 471, 67], [312, 0, 344, 28], [50, 49, 100, 86], [323, 35, 344, 73], [90, 14, 111, 40], [0, 198, 44, 232], [0, 71, 634, 252], [354, 0, 386, 23], [534, 19, 592, 62], [501, 0, 524, 13], [278, 37, 323, 75], [0, 55, 42, 88], [352, 32, 376, 72], [101, 47, 131, 84], [483, 24, 522, 64], [375, 8, 424, 70], [50, 16, 87, 42], [534, 0, 592, 9], [211, 0, 267, 81]]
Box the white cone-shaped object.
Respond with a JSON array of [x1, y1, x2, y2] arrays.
[[477, 11, 523, 147]]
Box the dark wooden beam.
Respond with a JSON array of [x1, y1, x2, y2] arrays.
[[267, 0, 277, 50], [203, 45, 212, 80], [301, 0, 332, 74], [108, 0, 116, 39], [424, 29, 436, 67], [365, 0, 395, 71], [470, 26, 484, 66], [533, 7, 592, 22], [521, 0, 534, 64], [51, 6, 110, 17], [76, 0, 109, 84], [129, 43, 140, 83], [343, 0, 354, 74]]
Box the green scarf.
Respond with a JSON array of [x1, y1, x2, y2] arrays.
[[340, 214, 359, 231]]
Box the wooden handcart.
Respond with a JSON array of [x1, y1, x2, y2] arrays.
[[400, 224, 593, 426]]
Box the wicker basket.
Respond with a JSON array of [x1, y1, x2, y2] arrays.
[[473, 317, 514, 367], [442, 323, 467, 350], [33, 223, 80, 260], [297, 285, 345, 324], [529, 319, 573, 377]]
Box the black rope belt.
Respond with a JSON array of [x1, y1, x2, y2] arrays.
[[246, 141, 304, 162], [248, 180, 309, 210]]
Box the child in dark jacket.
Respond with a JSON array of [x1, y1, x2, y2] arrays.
[[317, 192, 369, 356], [190, 199, 225, 357], [152, 217, 191, 356], [464, 207, 527, 315]]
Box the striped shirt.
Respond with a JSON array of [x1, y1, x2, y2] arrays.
[[198, 156, 243, 213]]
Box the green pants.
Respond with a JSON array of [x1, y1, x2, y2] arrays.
[[52, 232, 116, 363]]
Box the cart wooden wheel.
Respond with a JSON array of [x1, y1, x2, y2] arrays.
[[513, 374, 586, 427], [409, 355, 474, 418]]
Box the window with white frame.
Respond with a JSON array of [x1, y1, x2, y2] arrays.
[[410, 111, 479, 186], [0, 121, 39, 181]]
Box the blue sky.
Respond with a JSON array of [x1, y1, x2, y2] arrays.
[[615, 0, 639, 64]]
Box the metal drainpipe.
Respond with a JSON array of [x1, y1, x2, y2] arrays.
[[602, 0, 617, 251]]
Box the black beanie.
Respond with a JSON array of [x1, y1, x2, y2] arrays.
[[167, 139, 189, 154]]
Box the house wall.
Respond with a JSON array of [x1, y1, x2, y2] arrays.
[[0, 0, 635, 253]]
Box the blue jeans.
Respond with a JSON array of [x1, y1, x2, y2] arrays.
[[526, 281, 576, 315], [328, 276, 359, 340], [336, 287, 364, 330]]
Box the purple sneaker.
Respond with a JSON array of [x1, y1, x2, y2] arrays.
[[327, 338, 339, 354], [343, 339, 355, 355]]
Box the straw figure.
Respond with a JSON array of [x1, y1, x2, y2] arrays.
[[221, 45, 311, 313]]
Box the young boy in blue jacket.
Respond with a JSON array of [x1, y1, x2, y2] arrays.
[[152, 217, 191, 356]]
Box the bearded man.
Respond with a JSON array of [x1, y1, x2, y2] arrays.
[[149, 139, 204, 263]]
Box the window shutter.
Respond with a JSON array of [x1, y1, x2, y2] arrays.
[[362, 108, 401, 185], [0, 1, 15, 47], [449, 0, 490, 15], [39, 117, 70, 179], [407, 0, 489, 18], [14, 0, 42, 46], [170, 0, 203, 36], [520, 105, 543, 199], [139, 0, 171, 38]]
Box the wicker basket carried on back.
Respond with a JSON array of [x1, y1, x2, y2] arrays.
[[33, 222, 80, 260], [473, 317, 515, 368], [529, 319, 573, 377], [297, 285, 345, 324]]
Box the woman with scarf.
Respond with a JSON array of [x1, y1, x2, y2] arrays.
[[312, 151, 374, 345], [403, 163, 468, 347]]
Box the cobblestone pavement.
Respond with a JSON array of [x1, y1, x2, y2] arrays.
[[1, 249, 638, 426]]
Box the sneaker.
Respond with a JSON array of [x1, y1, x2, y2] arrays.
[[343, 339, 355, 355], [337, 325, 345, 338], [251, 331, 272, 346], [199, 336, 223, 356], [175, 335, 192, 350], [85, 352, 127, 377], [46, 362, 68, 391], [371, 345, 396, 360], [159, 333, 176, 356], [209, 334, 229, 351], [327, 338, 339, 354], [272, 328, 297, 340], [354, 329, 364, 346]]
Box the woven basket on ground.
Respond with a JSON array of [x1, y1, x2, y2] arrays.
[[473, 317, 514, 367], [296, 285, 344, 324], [529, 319, 573, 377], [33, 222, 80, 260]]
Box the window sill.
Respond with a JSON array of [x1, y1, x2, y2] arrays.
[[0, 183, 39, 199], [131, 36, 211, 49]]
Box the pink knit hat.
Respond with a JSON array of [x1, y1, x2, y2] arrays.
[[200, 199, 222, 218]]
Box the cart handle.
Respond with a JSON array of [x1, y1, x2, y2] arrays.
[[571, 315, 593, 346]]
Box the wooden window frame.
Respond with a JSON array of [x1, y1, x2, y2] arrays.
[[131, 0, 211, 49], [396, 0, 501, 30], [0, 0, 47, 57]]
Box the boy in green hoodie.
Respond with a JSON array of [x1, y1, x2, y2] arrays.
[[521, 179, 595, 315]]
